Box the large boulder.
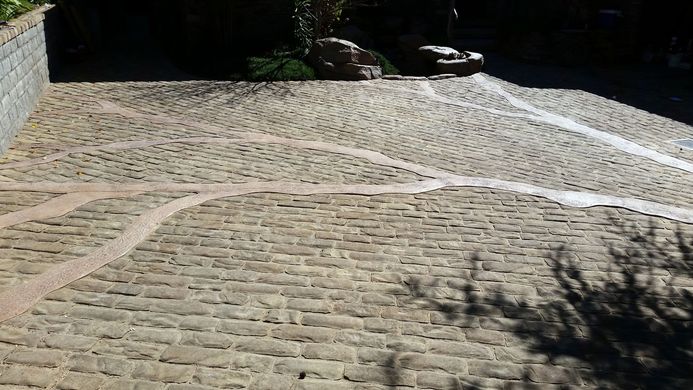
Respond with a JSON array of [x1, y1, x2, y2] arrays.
[[465, 51, 485, 73], [418, 46, 461, 61], [313, 58, 383, 81], [436, 58, 471, 76], [307, 37, 377, 66], [436, 51, 484, 76], [307, 38, 382, 80]]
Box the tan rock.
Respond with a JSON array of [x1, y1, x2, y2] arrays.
[[418, 45, 462, 61], [315, 59, 383, 81], [436, 51, 484, 76], [307, 37, 376, 65]]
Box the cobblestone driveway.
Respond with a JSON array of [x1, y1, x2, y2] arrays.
[[0, 73, 691, 389]]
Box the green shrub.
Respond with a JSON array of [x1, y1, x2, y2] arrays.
[[312, 0, 349, 38], [292, 0, 316, 55], [292, 0, 381, 52], [0, 0, 49, 21], [247, 57, 316, 81], [0, 0, 32, 21], [368, 50, 399, 75]]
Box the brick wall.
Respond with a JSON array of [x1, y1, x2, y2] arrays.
[[0, 6, 53, 155]]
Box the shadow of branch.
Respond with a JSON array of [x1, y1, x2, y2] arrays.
[[520, 219, 693, 388], [392, 218, 692, 389], [129, 79, 298, 109]]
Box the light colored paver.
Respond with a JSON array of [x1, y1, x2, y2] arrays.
[[0, 73, 691, 389]]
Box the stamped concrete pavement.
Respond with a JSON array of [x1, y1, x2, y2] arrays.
[[0, 71, 691, 389]]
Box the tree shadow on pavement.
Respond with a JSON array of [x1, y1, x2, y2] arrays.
[[128, 80, 299, 109], [397, 218, 692, 389], [519, 219, 693, 389]]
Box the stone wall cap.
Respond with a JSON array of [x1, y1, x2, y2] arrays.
[[0, 4, 54, 47]]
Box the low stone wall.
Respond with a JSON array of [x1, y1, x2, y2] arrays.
[[0, 6, 53, 155]]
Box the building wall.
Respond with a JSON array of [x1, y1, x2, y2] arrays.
[[0, 6, 53, 155]]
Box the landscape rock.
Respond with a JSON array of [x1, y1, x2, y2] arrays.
[[418, 46, 461, 61], [436, 58, 470, 76], [315, 59, 383, 81], [428, 74, 458, 80], [465, 51, 485, 73], [308, 37, 377, 66], [436, 51, 485, 76], [307, 38, 383, 81]]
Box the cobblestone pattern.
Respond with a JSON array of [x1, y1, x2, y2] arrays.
[[0, 7, 51, 155], [32, 79, 692, 208], [479, 75, 693, 160], [0, 74, 691, 389]]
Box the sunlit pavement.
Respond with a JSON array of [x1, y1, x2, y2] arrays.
[[0, 72, 691, 389]]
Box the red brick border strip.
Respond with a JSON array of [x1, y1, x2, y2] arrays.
[[1, 98, 692, 322], [0, 175, 691, 322], [0, 192, 139, 229]]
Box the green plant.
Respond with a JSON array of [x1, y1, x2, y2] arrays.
[[247, 56, 316, 81], [293, 0, 316, 55], [292, 0, 381, 49], [0, 0, 47, 20], [368, 50, 399, 75], [312, 0, 349, 38], [0, 0, 32, 21]]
